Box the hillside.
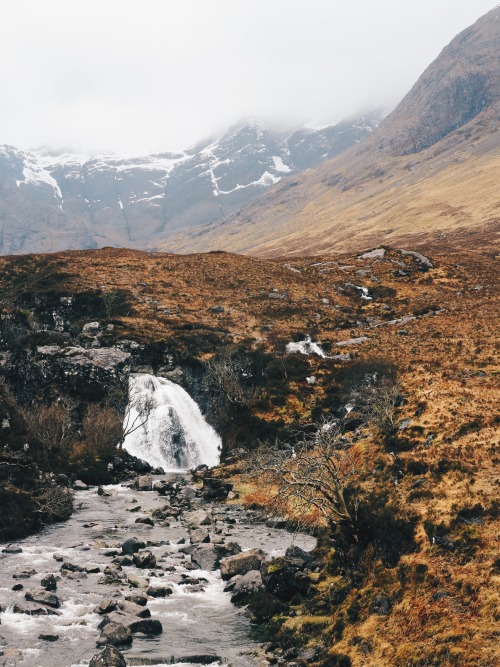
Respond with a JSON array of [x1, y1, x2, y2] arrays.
[[0, 115, 380, 255], [0, 241, 498, 666], [165, 7, 500, 256]]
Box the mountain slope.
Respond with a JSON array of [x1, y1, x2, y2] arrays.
[[0, 115, 380, 255], [166, 7, 500, 256]]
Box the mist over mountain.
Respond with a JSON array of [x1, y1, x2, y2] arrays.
[[0, 115, 380, 255], [167, 6, 500, 256]]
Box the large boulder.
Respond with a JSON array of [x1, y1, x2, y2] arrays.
[[261, 557, 311, 602], [201, 478, 233, 501], [132, 551, 156, 569], [183, 510, 211, 528], [220, 549, 265, 581], [247, 592, 288, 624], [121, 537, 145, 555], [132, 475, 152, 491], [285, 545, 313, 569], [24, 589, 60, 609], [89, 646, 127, 667], [100, 613, 162, 636], [96, 622, 132, 647], [227, 570, 264, 604]]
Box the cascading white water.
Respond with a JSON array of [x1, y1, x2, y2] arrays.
[[122, 373, 221, 470]]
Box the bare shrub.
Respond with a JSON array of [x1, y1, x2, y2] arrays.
[[22, 398, 76, 453], [206, 350, 258, 407], [78, 403, 122, 459], [38, 486, 74, 521], [108, 380, 157, 449], [250, 418, 363, 534]]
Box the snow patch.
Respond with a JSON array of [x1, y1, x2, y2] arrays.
[[286, 336, 326, 358], [272, 155, 292, 173]]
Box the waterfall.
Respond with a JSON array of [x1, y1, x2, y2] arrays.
[[122, 373, 221, 470]]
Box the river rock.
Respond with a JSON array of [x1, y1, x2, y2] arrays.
[[261, 557, 311, 602], [2, 545, 23, 554], [229, 570, 264, 604], [147, 585, 173, 598], [190, 528, 210, 544], [134, 517, 154, 526], [38, 633, 59, 642], [183, 509, 211, 528], [97, 622, 132, 647], [285, 545, 313, 569], [121, 537, 145, 555], [220, 549, 265, 580], [133, 475, 152, 491], [94, 599, 118, 615], [190, 545, 222, 571], [41, 574, 57, 591], [101, 613, 162, 636], [132, 551, 156, 569], [25, 589, 60, 608], [89, 646, 127, 667], [118, 601, 151, 618], [125, 593, 148, 606], [73, 480, 89, 490], [201, 477, 233, 501], [12, 601, 61, 616], [127, 574, 149, 588]]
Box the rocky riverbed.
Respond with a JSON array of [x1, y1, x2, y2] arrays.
[[0, 474, 316, 667]]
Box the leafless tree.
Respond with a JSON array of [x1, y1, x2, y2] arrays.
[[107, 381, 157, 449], [250, 418, 363, 534]]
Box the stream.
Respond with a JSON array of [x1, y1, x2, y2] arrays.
[[0, 476, 315, 667]]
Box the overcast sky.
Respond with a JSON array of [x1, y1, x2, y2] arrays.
[[0, 0, 496, 155]]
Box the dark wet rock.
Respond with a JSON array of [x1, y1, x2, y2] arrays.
[[41, 574, 57, 591], [2, 545, 23, 554], [147, 586, 173, 598], [94, 599, 118, 615], [61, 562, 84, 572], [261, 557, 311, 602], [99, 570, 127, 585], [128, 505, 142, 513], [73, 480, 89, 490], [86, 566, 101, 574], [220, 549, 265, 581], [201, 477, 233, 501], [38, 633, 59, 642], [113, 556, 134, 567], [133, 475, 153, 491], [97, 622, 133, 647], [179, 576, 208, 586], [247, 592, 289, 624], [25, 589, 60, 608], [98, 487, 118, 497], [13, 570, 36, 579], [12, 583, 23, 591], [100, 613, 162, 636], [12, 601, 61, 616], [285, 545, 313, 569], [89, 646, 127, 667], [132, 551, 156, 569], [121, 537, 146, 555], [369, 593, 393, 616], [191, 542, 242, 571], [135, 517, 154, 526], [125, 594, 148, 606]]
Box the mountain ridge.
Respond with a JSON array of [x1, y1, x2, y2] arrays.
[[164, 7, 500, 257], [0, 114, 381, 255]]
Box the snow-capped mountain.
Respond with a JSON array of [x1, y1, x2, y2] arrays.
[[0, 114, 381, 255]]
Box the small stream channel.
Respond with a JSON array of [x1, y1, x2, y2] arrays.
[[0, 476, 315, 667]]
